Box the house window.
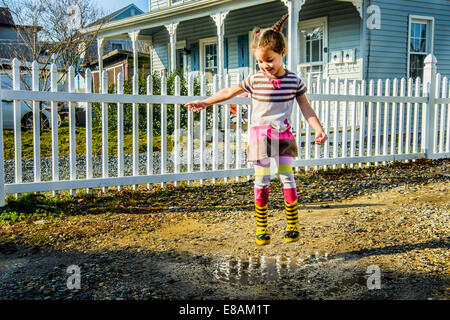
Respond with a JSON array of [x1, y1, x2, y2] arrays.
[[171, 0, 183, 5], [298, 17, 328, 79], [204, 43, 217, 76], [199, 37, 218, 83], [408, 16, 434, 79]]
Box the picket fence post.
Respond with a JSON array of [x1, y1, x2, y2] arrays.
[[423, 54, 437, 158]]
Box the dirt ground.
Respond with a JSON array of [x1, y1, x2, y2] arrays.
[[0, 159, 449, 300]]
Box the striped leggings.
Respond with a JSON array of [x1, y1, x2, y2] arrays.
[[253, 155, 297, 206]]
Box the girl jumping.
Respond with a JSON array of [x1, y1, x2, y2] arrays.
[[185, 14, 328, 245]]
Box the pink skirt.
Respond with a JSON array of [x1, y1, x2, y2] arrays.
[[246, 121, 298, 162]]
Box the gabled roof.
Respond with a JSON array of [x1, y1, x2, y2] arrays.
[[87, 3, 144, 28], [0, 7, 42, 31], [0, 7, 15, 27]]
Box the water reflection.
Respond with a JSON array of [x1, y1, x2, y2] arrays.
[[213, 253, 330, 285]]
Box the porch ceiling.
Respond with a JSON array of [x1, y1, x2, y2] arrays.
[[81, 0, 276, 40], [337, 0, 363, 18]]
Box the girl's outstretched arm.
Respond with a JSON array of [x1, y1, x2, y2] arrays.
[[296, 94, 328, 145], [185, 84, 245, 113]]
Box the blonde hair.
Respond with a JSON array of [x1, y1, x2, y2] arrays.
[[251, 14, 289, 55]]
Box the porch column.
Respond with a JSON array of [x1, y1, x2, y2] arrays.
[[282, 0, 304, 144], [281, 0, 304, 73], [148, 37, 153, 75], [211, 11, 229, 89], [128, 30, 141, 77], [97, 37, 105, 92], [165, 22, 179, 73]]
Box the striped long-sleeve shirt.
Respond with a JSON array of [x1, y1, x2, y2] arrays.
[[239, 69, 307, 132]]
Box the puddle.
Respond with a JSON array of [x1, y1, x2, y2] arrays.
[[213, 252, 331, 285], [0, 258, 29, 281], [323, 275, 368, 297]]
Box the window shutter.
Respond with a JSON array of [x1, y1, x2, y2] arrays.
[[238, 34, 249, 68], [224, 37, 229, 69], [190, 42, 199, 71]]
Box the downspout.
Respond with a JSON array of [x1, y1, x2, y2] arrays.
[[365, 0, 371, 81]]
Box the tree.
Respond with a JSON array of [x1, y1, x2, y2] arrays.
[[1, 0, 106, 91]]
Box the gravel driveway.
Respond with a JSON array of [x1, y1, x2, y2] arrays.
[[0, 159, 448, 300]]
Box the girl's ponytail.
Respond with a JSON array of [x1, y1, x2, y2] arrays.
[[251, 14, 289, 54], [272, 13, 289, 33]]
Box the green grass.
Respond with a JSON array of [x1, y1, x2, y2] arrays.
[[0, 193, 68, 224], [2, 126, 175, 160]]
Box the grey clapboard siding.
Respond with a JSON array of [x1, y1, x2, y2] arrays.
[[150, 0, 169, 12], [299, 0, 363, 56], [149, 0, 450, 83], [151, 1, 287, 82], [0, 27, 18, 41], [299, 0, 363, 79], [367, 0, 450, 80], [150, 0, 363, 81]]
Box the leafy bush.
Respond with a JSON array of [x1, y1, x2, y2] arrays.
[[92, 71, 210, 136], [0, 193, 63, 224]]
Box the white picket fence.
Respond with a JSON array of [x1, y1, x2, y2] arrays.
[[0, 54, 449, 206]]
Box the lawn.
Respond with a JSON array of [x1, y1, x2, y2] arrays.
[[2, 125, 175, 161]]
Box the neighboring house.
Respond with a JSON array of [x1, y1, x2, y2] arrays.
[[83, 3, 150, 91], [0, 7, 27, 61], [0, 7, 37, 89], [81, 0, 450, 87], [0, 7, 17, 89], [82, 49, 151, 90]]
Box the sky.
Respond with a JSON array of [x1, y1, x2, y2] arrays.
[[94, 0, 148, 14]]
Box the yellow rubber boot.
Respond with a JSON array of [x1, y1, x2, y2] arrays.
[[284, 200, 300, 243], [255, 203, 270, 245]]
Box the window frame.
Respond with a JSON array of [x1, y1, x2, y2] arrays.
[[170, 0, 184, 6], [199, 36, 218, 78], [297, 16, 328, 79], [407, 15, 434, 80]]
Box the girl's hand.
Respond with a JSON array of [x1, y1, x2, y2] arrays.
[[315, 131, 328, 145], [185, 100, 208, 113]]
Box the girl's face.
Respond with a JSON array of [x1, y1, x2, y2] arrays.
[[254, 47, 286, 78]]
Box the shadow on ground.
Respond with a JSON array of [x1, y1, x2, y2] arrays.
[[0, 236, 448, 300]]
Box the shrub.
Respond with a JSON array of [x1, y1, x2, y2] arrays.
[[92, 71, 209, 136]]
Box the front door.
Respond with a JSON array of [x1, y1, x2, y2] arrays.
[[298, 17, 328, 79]]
